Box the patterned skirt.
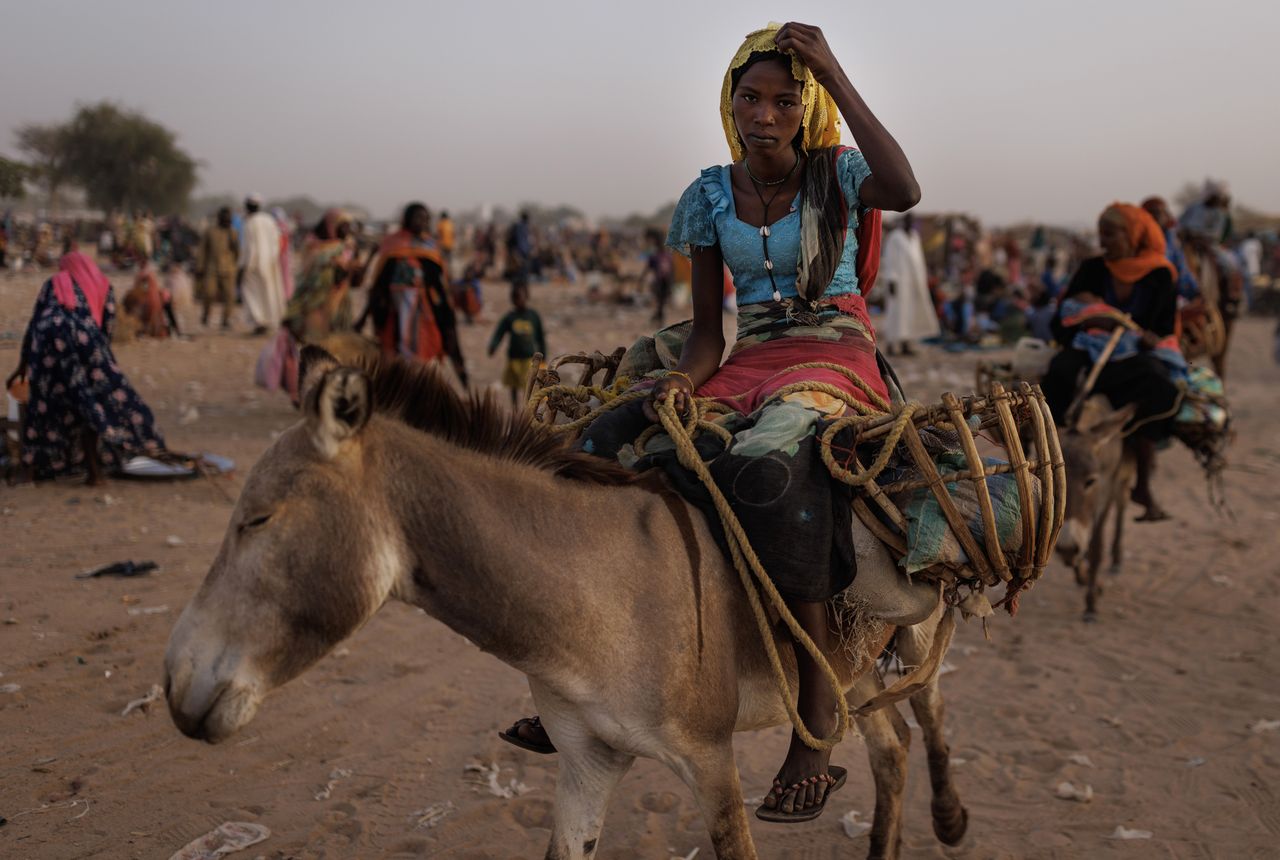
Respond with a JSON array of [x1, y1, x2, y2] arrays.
[[584, 294, 888, 601], [22, 285, 165, 478]]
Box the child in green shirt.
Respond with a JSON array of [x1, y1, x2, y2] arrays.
[[488, 282, 546, 405]]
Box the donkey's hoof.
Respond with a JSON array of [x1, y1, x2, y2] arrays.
[[1108, 563, 1123, 577], [932, 801, 969, 845], [1082, 610, 1099, 624]]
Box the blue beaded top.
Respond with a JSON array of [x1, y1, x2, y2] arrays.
[[666, 149, 872, 304]]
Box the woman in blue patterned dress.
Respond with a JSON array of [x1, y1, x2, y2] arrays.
[[6, 251, 166, 484], [502, 22, 921, 824]]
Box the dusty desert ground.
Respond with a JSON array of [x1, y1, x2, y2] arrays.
[[1, 267, 1278, 859]]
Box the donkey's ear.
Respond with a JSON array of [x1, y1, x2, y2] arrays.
[[305, 366, 373, 459], [1087, 402, 1138, 452], [299, 345, 341, 404]]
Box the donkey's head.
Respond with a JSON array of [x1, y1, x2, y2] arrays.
[[165, 350, 407, 742], [1055, 397, 1136, 567]]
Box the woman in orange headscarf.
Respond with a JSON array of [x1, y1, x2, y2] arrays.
[[1042, 203, 1182, 519]]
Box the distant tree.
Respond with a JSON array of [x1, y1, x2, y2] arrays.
[[15, 123, 72, 210], [0, 155, 28, 199], [60, 102, 198, 214]]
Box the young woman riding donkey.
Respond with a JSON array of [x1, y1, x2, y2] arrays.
[[166, 24, 970, 860], [504, 21, 920, 826]]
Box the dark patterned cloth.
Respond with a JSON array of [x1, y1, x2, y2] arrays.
[[21, 280, 165, 477], [581, 398, 856, 603]]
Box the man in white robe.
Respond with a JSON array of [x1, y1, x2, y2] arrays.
[[237, 193, 285, 334], [879, 214, 939, 355]]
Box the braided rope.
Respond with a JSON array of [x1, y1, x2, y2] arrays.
[[653, 398, 850, 750], [526, 360, 1048, 746]]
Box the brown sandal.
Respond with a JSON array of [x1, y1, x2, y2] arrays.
[[754, 766, 847, 823], [498, 715, 557, 755]]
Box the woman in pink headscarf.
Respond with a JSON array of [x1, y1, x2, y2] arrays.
[[6, 250, 165, 483]]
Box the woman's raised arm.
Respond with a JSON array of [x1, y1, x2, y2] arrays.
[[776, 22, 920, 212]]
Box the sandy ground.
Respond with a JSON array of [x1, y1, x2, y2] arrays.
[[1, 268, 1278, 860]]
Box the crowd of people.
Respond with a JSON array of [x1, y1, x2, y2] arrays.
[[3, 177, 1273, 491]]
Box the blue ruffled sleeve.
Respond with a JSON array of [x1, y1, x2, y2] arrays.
[[665, 169, 725, 256], [837, 148, 873, 210]]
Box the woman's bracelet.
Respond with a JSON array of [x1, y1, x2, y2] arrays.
[[663, 370, 696, 391]]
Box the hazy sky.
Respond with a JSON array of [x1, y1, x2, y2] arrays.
[[4, 0, 1276, 225]]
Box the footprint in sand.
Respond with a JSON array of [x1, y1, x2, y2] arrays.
[[322, 802, 364, 842], [639, 790, 681, 813], [510, 796, 555, 830]]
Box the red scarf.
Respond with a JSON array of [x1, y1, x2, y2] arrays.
[[52, 251, 111, 328]]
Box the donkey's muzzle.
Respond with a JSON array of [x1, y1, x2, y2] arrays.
[[166, 674, 229, 743]]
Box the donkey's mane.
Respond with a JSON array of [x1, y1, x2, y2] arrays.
[[361, 355, 639, 487]]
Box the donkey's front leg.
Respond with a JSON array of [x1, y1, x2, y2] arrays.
[[534, 687, 634, 860], [1083, 500, 1113, 622], [671, 741, 758, 860], [1109, 489, 1128, 575]]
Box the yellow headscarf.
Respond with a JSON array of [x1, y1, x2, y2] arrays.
[[720, 24, 842, 162]]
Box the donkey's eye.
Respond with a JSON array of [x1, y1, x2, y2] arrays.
[[1083, 477, 1098, 489], [241, 514, 272, 531]]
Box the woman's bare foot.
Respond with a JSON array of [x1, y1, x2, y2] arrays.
[[761, 719, 836, 816], [758, 600, 842, 820]]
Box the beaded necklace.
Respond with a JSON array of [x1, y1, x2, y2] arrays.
[[744, 150, 802, 302]]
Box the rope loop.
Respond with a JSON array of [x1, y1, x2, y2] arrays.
[[526, 361, 941, 749]]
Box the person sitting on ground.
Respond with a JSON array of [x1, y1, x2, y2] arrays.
[[1041, 203, 1182, 522], [5, 250, 167, 484], [123, 257, 181, 339], [500, 22, 921, 824], [487, 281, 546, 406]]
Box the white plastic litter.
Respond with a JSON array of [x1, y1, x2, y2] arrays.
[[464, 761, 530, 798], [1250, 719, 1280, 734], [409, 801, 454, 830], [168, 821, 270, 859], [123, 457, 195, 479], [1108, 826, 1152, 840], [121, 684, 165, 716], [840, 809, 872, 838], [1055, 781, 1094, 803], [314, 768, 354, 801], [127, 605, 171, 616]]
